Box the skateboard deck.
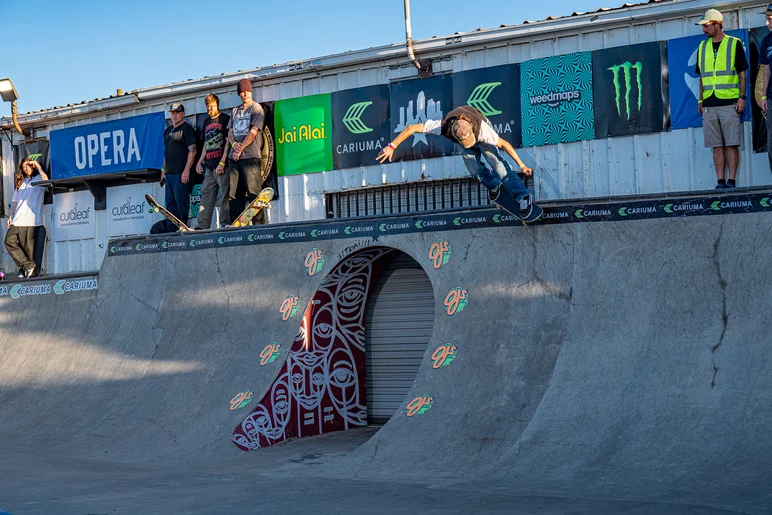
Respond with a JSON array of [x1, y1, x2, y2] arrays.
[[145, 194, 193, 232], [232, 187, 274, 227], [489, 187, 543, 223]]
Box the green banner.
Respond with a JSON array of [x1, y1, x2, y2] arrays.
[[275, 94, 333, 176]]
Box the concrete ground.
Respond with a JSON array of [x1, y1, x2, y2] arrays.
[[1, 204, 770, 514]]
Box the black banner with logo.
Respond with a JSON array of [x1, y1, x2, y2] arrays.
[[331, 85, 390, 170], [452, 64, 521, 148], [14, 140, 51, 174], [593, 42, 669, 138], [108, 190, 772, 257], [389, 75, 455, 161], [260, 101, 280, 200]]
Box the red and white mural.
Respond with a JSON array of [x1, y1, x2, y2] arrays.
[[232, 248, 395, 450]]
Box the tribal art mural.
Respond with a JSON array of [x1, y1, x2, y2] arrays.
[[232, 247, 396, 450]]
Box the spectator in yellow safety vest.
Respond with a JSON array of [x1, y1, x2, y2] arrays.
[[695, 9, 748, 189]]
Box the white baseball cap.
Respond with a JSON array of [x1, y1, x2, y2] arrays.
[[696, 9, 723, 25]]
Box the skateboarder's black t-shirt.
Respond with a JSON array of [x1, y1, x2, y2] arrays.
[[164, 122, 197, 173], [197, 112, 231, 170]]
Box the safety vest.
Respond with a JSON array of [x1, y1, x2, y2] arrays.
[[698, 35, 741, 99]]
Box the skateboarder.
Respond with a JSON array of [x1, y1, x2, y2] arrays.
[[377, 105, 535, 218]]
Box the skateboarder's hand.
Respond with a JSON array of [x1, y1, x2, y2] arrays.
[[232, 150, 242, 162], [6, 219, 10, 229], [216, 164, 225, 175], [181, 171, 190, 184], [763, 99, 769, 114], [232, 142, 243, 154], [377, 147, 394, 163], [196, 163, 204, 175], [520, 165, 533, 176]]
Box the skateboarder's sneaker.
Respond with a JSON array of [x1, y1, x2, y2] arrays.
[[519, 194, 533, 219], [488, 185, 502, 203], [715, 183, 727, 189]]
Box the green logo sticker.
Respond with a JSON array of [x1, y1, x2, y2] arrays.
[[342, 101, 373, 134], [608, 61, 642, 119], [467, 82, 502, 117]]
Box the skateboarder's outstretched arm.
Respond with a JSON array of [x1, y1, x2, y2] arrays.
[[376, 124, 425, 163], [495, 138, 533, 176]]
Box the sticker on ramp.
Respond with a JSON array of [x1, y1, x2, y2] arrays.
[[229, 390, 254, 411], [443, 287, 468, 316], [431, 344, 457, 369], [305, 249, 325, 276], [259, 343, 282, 366], [406, 395, 433, 417], [280, 296, 299, 321], [428, 240, 451, 269]]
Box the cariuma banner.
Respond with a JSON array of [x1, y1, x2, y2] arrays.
[[275, 94, 333, 176]]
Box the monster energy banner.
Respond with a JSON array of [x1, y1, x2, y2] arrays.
[[14, 140, 51, 174], [592, 42, 669, 138], [452, 64, 521, 148], [107, 191, 772, 257], [521, 52, 594, 147], [331, 85, 390, 170], [389, 75, 455, 161]]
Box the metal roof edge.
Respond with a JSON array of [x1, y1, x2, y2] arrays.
[[1, 0, 758, 130]]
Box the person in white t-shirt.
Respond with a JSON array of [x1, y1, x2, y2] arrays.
[[377, 105, 535, 218], [5, 159, 48, 278]]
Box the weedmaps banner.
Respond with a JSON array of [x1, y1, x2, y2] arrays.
[[331, 85, 390, 170], [275, 94, 333, 176], [593, 42, 669, 138], [668, 30, 750, 130], [521, 52, 594, 146], [452, 64, 521, 148], [389, 75, 455, 161]]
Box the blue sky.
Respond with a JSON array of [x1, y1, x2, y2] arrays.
[[1, 0, 609, 113]]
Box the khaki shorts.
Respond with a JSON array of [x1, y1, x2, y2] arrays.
[[703, 104, 742, 148]]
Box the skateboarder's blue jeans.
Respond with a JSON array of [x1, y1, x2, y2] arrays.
[[459, 143, 529, 201], [165, 173, 193, 226]]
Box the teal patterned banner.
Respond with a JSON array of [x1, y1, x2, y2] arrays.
[[521, 52, 595, 147]]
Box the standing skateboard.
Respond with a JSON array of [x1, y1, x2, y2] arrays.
[[489, 187, 543, 223], [232, 187, 274, 227], [145, 194, 193, 232]]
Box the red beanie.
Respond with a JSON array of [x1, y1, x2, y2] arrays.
[[237, 79, 252, 94]]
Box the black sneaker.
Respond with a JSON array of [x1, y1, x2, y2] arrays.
[[519, 194, 533, 219], [488, 185, 502, 202], [715, 183, 727, 189], [725, 182, 736, 188]]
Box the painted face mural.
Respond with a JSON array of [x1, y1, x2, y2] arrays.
[[233, 248, 395, 450]]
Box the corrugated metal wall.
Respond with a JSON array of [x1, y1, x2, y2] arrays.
[[4, 2, 772, 274]]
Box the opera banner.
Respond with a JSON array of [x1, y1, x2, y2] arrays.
[[668, 30, 751, 130], [521, 51, 595, 146], [331, 85, 390, 170], [275, 94, 333, 176], [389, 75, 455, 161], [452, 63, 521, 147], [593, 41, 670, 138]]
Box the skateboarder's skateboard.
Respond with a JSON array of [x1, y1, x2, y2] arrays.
[[145, 194, 193, 232], [231, 187, 274, 227], [489, 187, 543, 224]]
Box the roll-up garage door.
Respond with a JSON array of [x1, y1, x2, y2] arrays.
[[365, 253, 434, 425]]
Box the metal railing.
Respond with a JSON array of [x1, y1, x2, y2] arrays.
[[324, 175, 532, 219]]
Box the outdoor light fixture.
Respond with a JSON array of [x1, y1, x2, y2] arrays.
[[0, 78, 28, 136]]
